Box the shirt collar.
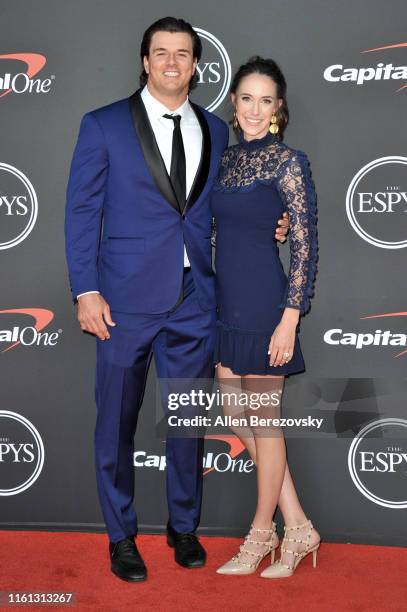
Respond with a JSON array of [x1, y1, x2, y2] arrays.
[[141, 84, 193, 121]]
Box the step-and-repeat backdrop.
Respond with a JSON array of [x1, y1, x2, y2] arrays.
[[1, 0, 406, 546]]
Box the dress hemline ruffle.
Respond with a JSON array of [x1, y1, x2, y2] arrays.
[[214, 320, 306, 377]]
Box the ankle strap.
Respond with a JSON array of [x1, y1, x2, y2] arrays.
[[250, 521, 277, 533], [283, 519, 312, 532]]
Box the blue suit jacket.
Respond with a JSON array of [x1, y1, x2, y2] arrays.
[[65, 89, 228, 314]]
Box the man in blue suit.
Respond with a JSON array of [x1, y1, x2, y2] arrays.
[[65, 17, 288, 582]]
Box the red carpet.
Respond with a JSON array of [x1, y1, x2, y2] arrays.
[[0, 531, 406, 611]]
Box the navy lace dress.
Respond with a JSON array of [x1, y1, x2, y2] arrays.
[[211, 131, 318, 376]]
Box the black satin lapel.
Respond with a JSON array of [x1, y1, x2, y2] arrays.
[[129, 90, 180, 214], [186, 102, 212, 212]]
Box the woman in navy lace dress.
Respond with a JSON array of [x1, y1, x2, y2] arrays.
[[212, 57, 320, 578]]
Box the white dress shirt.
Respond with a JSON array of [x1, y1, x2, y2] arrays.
[[78, 85, 203, 299]]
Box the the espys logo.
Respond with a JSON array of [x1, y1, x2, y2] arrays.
[[324, 42, 407, 92], [348, 418, 407, 509], [193, 27, 231, 112], [346, 156, 407, 249], [0, 309, 62, 353], [0, 163, 38, 250], [324, 311, 407, 359], [0, 53, 54, 98], [134, 435, 252, 475], [0, 411, 45, 496]]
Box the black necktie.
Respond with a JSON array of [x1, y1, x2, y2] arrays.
[[163, 114, 186, 213]]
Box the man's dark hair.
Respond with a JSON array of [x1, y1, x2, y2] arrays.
[[139, 17, 202, 91]]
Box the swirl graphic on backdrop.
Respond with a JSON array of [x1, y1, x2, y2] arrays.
[[362, 42, 407, 92]]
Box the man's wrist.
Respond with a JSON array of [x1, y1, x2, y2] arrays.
[[77, 291, 100, 299]]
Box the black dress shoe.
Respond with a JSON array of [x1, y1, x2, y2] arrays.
[[109, 535, 147, 582], [166, 522, 206, 568]]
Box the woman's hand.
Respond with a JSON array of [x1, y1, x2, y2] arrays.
[[275, 211, 289, 243], [268, 308, 300, 367]]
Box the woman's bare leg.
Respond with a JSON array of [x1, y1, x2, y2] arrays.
[[216, 364, 320, 566], [215, 363, 257, 461], [241, 373, 286, 530], [217, 365, 312, 524], [215, 364, 279, 563]]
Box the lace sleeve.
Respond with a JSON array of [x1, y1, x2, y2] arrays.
[[277, 151, 318, 315]]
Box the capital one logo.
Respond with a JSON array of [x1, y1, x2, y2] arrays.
[[324, 310, 407, 359], [0, 163, 38, 250], [323, 42, 407, 92], [346, 157, 407, 249], [193, 28, 231, 112], [348, 418, 407, 509], [0, 411, 45, 496], [133, 435, 253, 475], [0, 53, 54, 98], [0, 309, 62, 352]]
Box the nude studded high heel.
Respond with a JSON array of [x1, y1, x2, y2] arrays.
[[216, 522, 279, 575], [260, 519, 320, 579]]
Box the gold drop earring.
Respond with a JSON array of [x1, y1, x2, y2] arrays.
[[233, 110, 239, 130], [269, 113, 279, 134]]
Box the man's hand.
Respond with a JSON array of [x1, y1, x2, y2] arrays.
[[275, 211, 289, 243], [77, 293, 116, 340]]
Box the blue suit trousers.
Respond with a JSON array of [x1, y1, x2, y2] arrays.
[[94, 270, 216, 542]]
